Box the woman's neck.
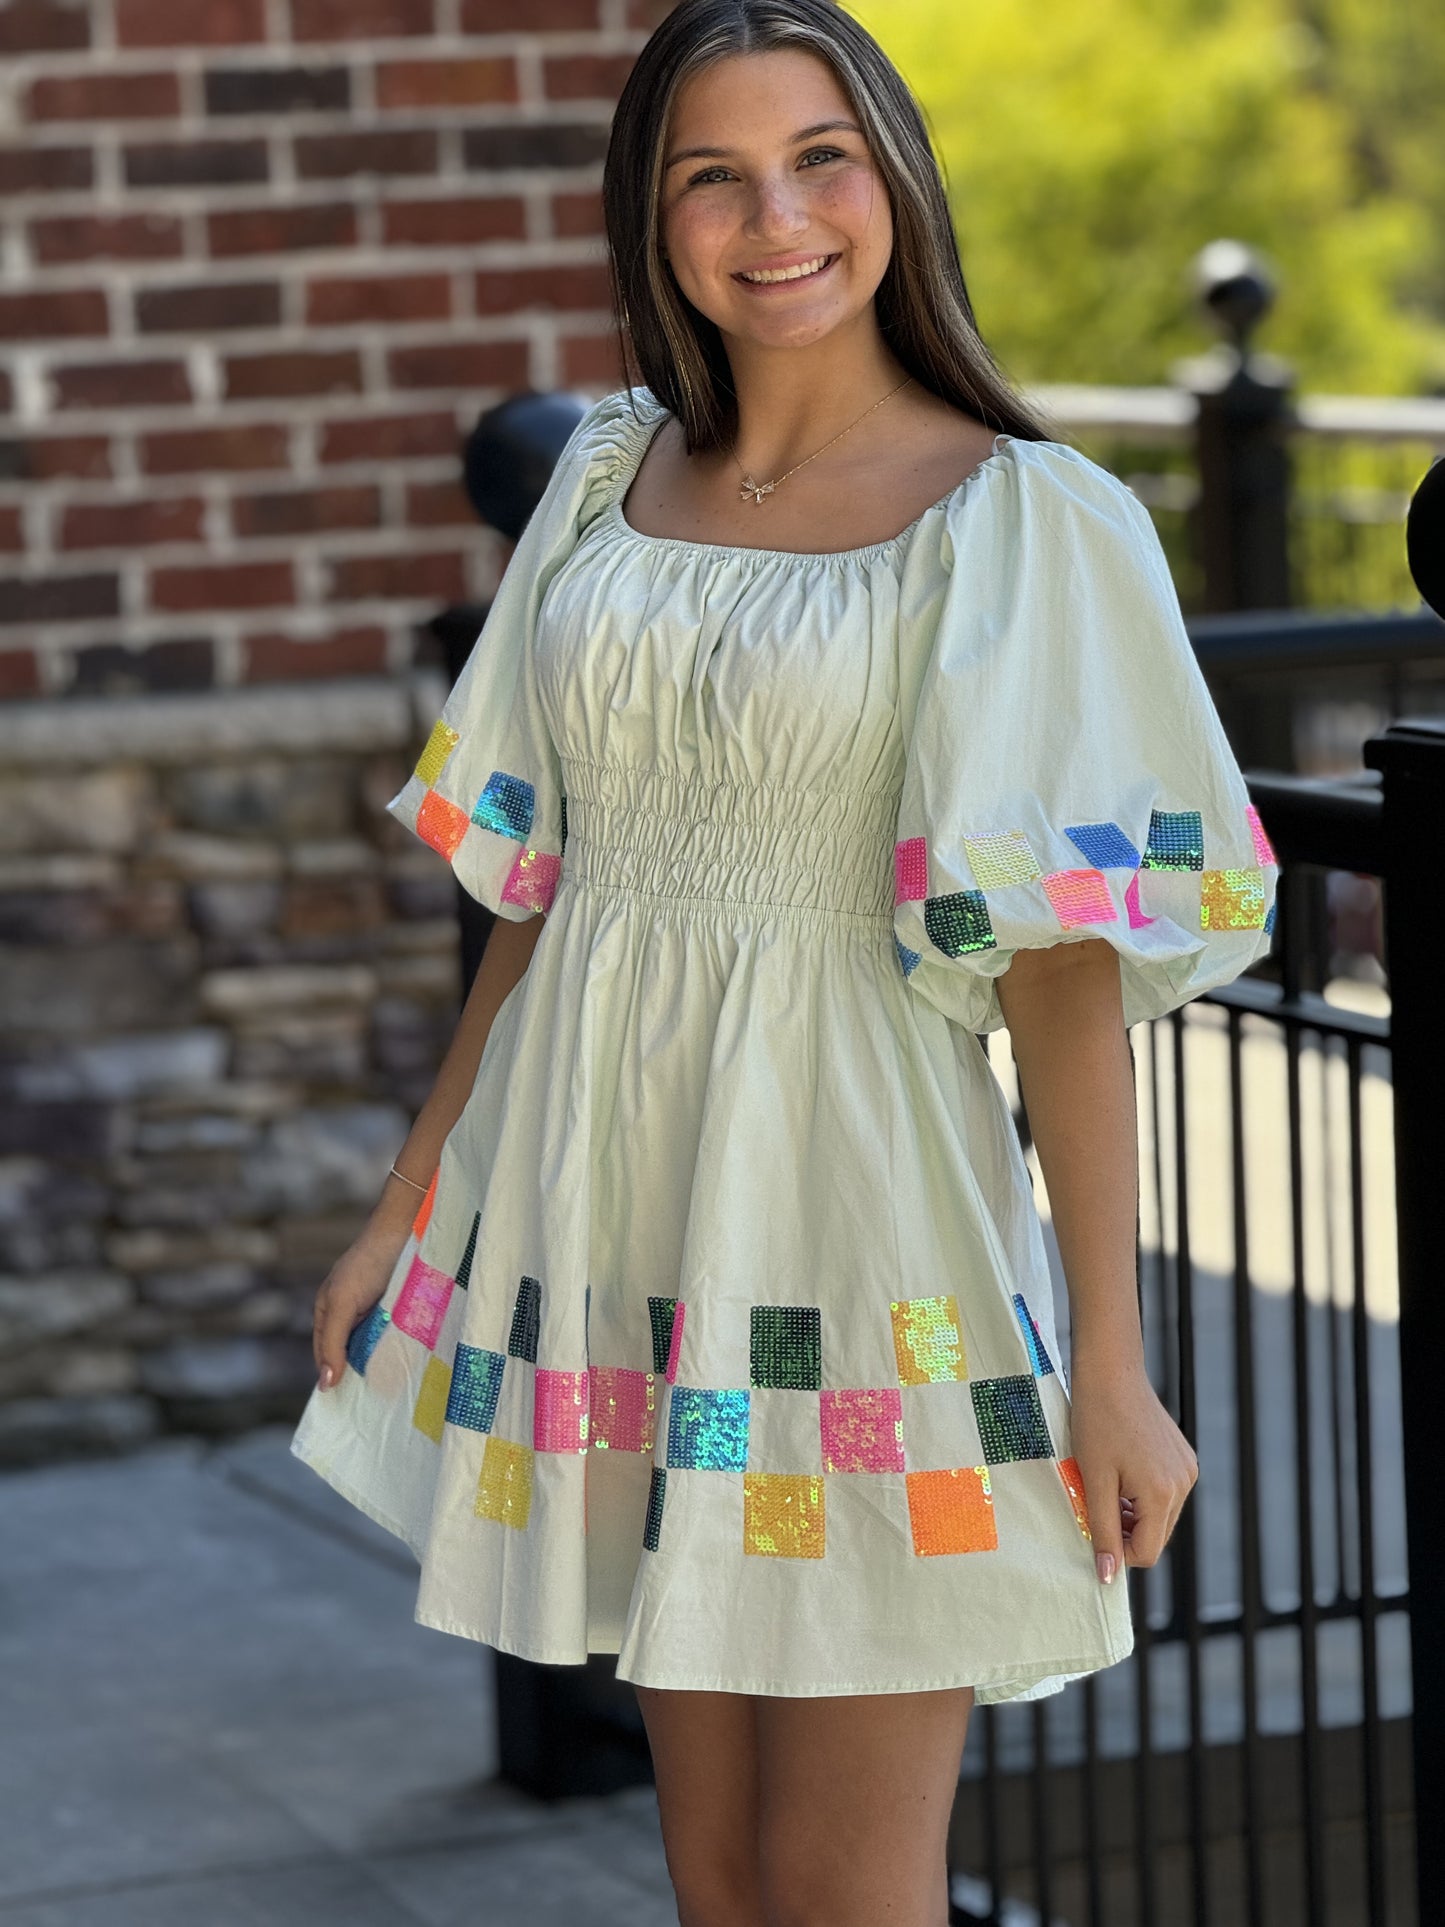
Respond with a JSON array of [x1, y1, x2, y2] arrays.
[[721, 325, 909, 471]]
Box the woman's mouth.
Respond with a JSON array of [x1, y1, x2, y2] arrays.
[[732, 252, 838, 289]]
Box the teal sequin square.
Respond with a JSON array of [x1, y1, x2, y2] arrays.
[[1141, 808, 1204, 871], [471, 769, 534, 840], [346, 1301, 389, 1376], [445, 1344, 505, 1432], [924, 890, 997, 956], [507, 1275, 540, 1362], [455, 1210, 480, 1291], [667, 1386, 749, 1469]]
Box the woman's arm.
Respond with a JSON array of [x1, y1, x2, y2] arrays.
[[311, 910, 545, 1388], [996, 937, 1198, 1585]]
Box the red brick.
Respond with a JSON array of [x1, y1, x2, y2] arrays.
[[224, 349, 363, 401], [150, 559, 293, 612], [69, 637, 214, 694], [0, 288, 108, 342], [473, 264, 611, 317], [306, 273, 449, 327], [464, 0, 594, 24], [381, 195, 524, 249], [242, 623, 387, 682], [464, 123, 609, 172], [0, 571, 118, 624], [30, 212, 183, 266], [0, 504, 23, 551], [318, 410, 457, 465], [0, 646, 41, 697], [326, 549, 464, 603], [140, 423, 289, 476], [375, 58, 516, 110], [293, 0, 431, 36], [405, 479, 474, 528], [51, 360, 191, 410], [58, 496, 206, 550], [0, 3, 90, 53], [387, 339, 528, 392], [542, 53, 636, 101], [625, 0, 673, 23], [125, 139, 268, 188], [208, 202, 357, 257], [0, 143, 91, 193], [0, 367, 10, 411], [204, 66, 349, 115], [232, 484, 381, 539], [27, 70, 180, 120], [294, 129, 437, 181], [117, 0, 265, 46], [560, 331, 626, 387], [0, 434, 111, 481], [136, 282, 281, 333], [552, 190, 604, 238]]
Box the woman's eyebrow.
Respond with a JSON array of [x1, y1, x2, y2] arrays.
[[664, 118, 863, 169]]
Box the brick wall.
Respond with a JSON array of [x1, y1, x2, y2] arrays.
[[0, 0, 666, 703]]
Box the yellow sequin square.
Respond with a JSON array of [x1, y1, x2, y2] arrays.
[[890, 1294, 968, 1385], [411, 1355, 451, 1443], [906, 1466, 997, 1556], [414, 719, 460, 787], [1200, 866, 1267, 928], [962, 828, 1042, 889], [475, 1435, 534, 1530], [743, 1471, 826, 1559]]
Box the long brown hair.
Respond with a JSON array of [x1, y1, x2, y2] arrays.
[[602, 0, 1059, 453]]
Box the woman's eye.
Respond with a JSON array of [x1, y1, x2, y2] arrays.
[[689, 166, 733, 186], [799, 147, 844, 167]]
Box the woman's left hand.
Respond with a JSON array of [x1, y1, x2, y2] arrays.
[[1066, 1351, 1199, 1586]]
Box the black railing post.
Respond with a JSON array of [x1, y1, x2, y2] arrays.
[[1361, 717, 1445, 1922]]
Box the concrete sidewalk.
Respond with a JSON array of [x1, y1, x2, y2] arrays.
[[0, 1424, 676, 1926]]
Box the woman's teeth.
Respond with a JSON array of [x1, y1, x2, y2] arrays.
[[737, 254, 833, 284]]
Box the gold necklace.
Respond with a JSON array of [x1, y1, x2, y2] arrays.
[[730, 375, 913, 504]]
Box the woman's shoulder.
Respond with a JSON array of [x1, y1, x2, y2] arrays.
[[931, 431, 1159, 577]]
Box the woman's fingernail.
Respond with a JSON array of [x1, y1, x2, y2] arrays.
[[1097, 1552, 1117, 1585], [318, 1367, 331, 1390]]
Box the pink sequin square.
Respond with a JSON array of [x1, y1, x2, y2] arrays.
[[501, 846, 561, 912], [1125, 871, 1156, 928], [820, 1387, 905, 1472], [894, 837, 928, 904], [1246, 804, 1277, 867], [1041, 868, 1117, 928], [534, 1367, 589, 1452], [588, 1365, 656, 1452], [666, 1301, 685, 1383], [392, 1254, 455, 1350]]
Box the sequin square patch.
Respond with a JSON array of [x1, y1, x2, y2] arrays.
[[455, 1210, 480, 1290], [820, 1387, 905, 1472], [1200, 866, 1267, 929], [1246, 803, 1278, 867], [345, 1301, 390, 1376], [416, 788, 470, 861], [971, 1375, 1054, 1463], [1125, 872, 1156, 928], [414, 719, 460, 788], [507, 1275, 540, 1362], [392, 1255, 455, 1350], [1012, 1294, 1055, 1376], [906, 1466, 997, 1555], [962, 829, 1042, 889], [589, 1365, 656, 1453], [642, 1466, 667, 1551], [666, 1386, 749, 1469], [1042, 868, 1118, 928], [1142, 808, 1204, 871], [471, 769, 535, 841], [1066, 821, 1140, 869], [924, 890, 996, 956], [446, 1343, 505, 1433], [891, 1295, 968, 1385], [1058, 1456, 1093, 1540], [895, 935, 922, 978], [750, 1305, 822, 1390], [500, 846, 561, 913], [535, 1368, 589, 1452], [743, 1472, 826, 1558], [648, 1296, 685, 1380], [412, 1355, 451, 1443], [410, 1168, 438, 1240], [894, 837, 928, 903], [475, 1435, 533, 1529]]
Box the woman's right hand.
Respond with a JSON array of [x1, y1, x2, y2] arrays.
[[311, 1222, 411, 1392]]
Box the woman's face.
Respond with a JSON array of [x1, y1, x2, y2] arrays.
[[657, 48, 894, 354]]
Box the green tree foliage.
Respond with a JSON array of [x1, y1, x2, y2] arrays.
[[853, 0, 1445, 396]]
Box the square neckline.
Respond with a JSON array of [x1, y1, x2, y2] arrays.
[[609, 400, 1017, 566]]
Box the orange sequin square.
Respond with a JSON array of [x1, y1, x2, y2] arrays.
[[416, 787, 470, 859], [475, 1435, 533, 1530], [743, 1471, 826, 1559], [906, 1465, 997, 1555], [1058, 1456, 1093, 1540]]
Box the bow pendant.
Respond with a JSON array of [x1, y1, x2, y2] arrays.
[[739, 475, 775, 505]]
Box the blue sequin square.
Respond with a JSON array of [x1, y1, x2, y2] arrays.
[[1264, 900, 1276, 936], [507, 1275, 540, 1362], [895, 935, 922, 977], [1141, 808, 1204, 871], [1012, 1294, 1055, 1376], [924, 890, 996, 956], [472, 769, 535, 841], [667, 1385, 750, 1469], [345, 1301, 390, 1376], [971, 1374, 1054, 1463], [1065, 821, 1140, 869], [445, 1344, 505, 1432]]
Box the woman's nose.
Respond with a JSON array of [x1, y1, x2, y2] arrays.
[[742, 173, 811, 240]]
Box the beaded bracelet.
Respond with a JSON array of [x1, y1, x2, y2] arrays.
[[389, 1162, 430, 1194]]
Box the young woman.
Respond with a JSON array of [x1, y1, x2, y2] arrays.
[[294, 2, 1278, 1920]]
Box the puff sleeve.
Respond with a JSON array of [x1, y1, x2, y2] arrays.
[[384, 386, 645, 918], [892, 440, 1279, 1034]]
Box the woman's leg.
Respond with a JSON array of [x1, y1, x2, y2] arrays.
[[633, 1683, 767, 1927], [753, 1686, 974, 1927]]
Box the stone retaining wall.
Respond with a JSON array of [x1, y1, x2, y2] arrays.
[[0, 671, 463, 1464]]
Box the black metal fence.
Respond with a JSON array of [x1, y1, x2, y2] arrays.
[[948, 723, 1443, 1926]]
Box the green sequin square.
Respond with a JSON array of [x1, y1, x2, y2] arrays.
[[971, 1374, 1054, 1464], [750, 1304, 822, 1390], [923, 890, 997, 956]]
